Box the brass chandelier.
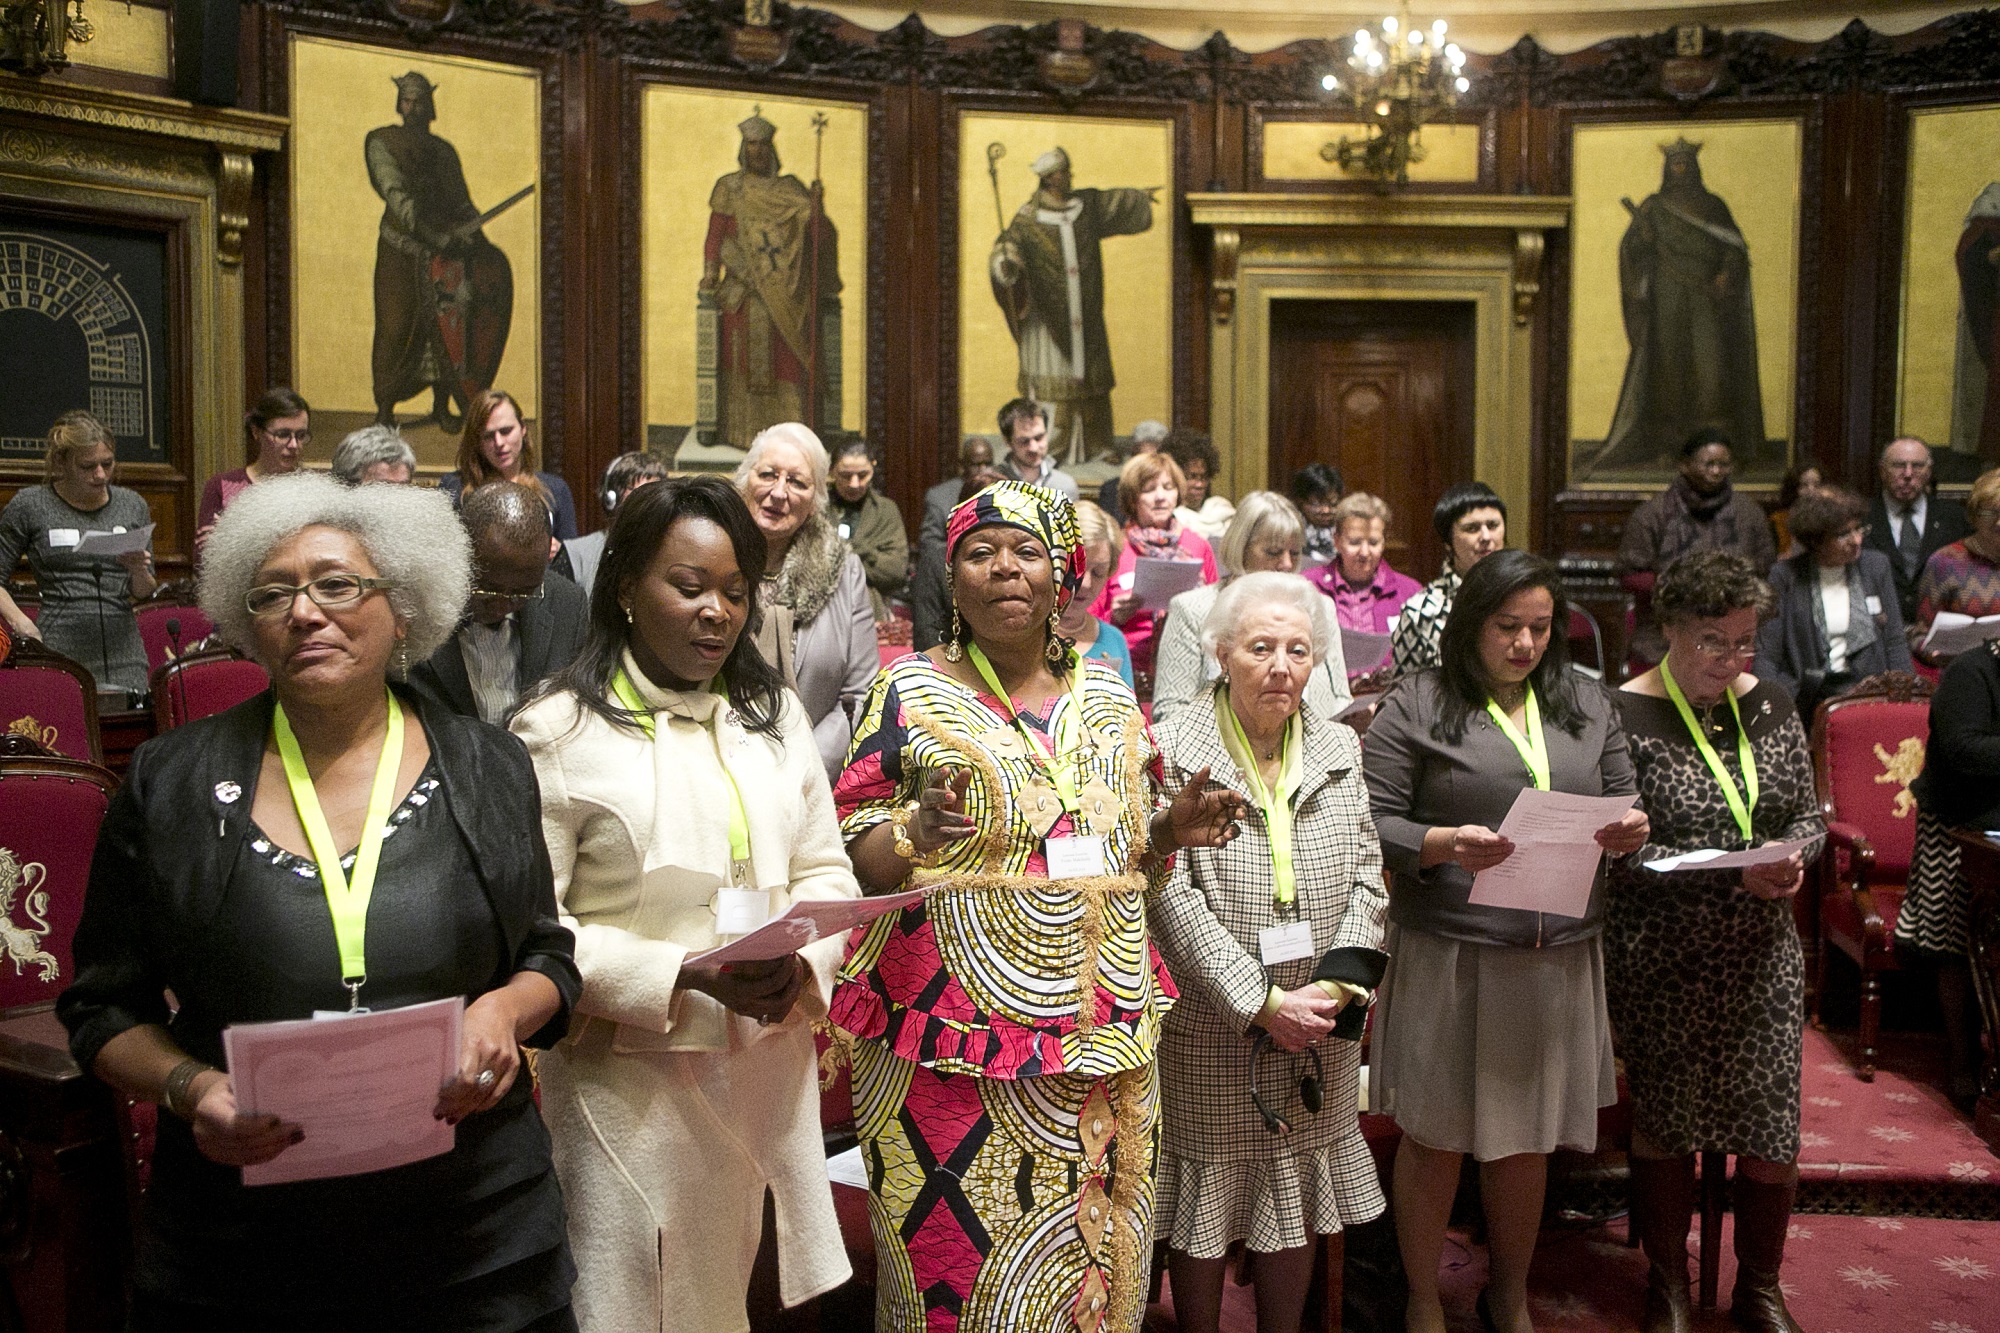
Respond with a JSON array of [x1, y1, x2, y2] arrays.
[[0, 0, 94, 77], [1319, 7, 1469, 187]]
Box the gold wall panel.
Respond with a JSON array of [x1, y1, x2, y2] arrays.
[[75, 2, 171, 80], [1262, 121, 1481, 184], [1897, 101, 2000, 458]]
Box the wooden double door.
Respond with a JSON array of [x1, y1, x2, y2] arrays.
[[1268, 299, 1477, 582]]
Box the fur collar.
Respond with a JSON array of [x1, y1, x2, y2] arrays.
[[764, 511, 847, 627]]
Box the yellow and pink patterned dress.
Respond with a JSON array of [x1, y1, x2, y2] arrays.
[[829, 652, 1175, 1333]]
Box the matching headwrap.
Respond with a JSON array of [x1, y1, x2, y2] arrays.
[[945, 479, 1087, 612]]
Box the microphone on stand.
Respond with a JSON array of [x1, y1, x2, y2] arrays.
[[165, 617, 193, 727]]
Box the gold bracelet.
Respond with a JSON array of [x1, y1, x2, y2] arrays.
[[891, 802, 944, 868]]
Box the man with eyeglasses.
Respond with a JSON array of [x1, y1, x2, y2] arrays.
[[1863, 436, 1970, 623], [408, 481, 587, 725]]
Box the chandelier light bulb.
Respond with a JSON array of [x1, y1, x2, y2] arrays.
[[1433, 19, 1447, 37], [1382, 15, 1398, 36], [1410, 32, 1422, 47], [1455, 75, 1470, 92], [1367, 50, 1384, 68], [1355, 28, 1371, 47], [1322, 73, 1338, 90]]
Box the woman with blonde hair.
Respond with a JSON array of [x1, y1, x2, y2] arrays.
[[441, 390, 579, 542], [0, 410, 157, 692], [1151, 492, 1349, 724], [1063, 499, 1135, 686]]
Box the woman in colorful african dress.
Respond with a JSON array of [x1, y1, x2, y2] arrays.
[[829, 480, 1247, 1333]]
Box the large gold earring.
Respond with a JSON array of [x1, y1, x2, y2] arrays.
[[1046, 608, 1066, 664], [945, 606, 964, 662]]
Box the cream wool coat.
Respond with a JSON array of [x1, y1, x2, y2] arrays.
[[512, 663, 858, 1333]]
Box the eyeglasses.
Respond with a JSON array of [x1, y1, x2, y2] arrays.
[[261, 428, 311, 445], [1689, 634, 1760, 662], [469, 584, 546, 603], [244, 574, 392, 617]]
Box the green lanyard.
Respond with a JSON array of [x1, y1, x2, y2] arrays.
[[273, 689, 405, 1010], [1661, 659, 1758, 843], [1484, 682, 1550, 791], [966, 642, 1088, 812], [1217, 688, 1301, 905], [613, 669, 753, 876]]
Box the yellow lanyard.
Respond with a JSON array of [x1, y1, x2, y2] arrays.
[[1217, 687, 1301, 906], [272, 689, 405, 1010], [966, 643, 1088, 812], [613, 669, 752, 874], [1484, 682, 1550, 791], [1662, 659, 1758, 844]]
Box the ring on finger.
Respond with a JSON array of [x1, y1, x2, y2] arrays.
[[475, 1069, 497, 1089]]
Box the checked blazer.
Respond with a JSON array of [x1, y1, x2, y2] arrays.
[[1148, 691, 1390, 1256]]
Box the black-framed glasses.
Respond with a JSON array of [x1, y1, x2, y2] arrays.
[[244, 574, 393, 617], [260, 428, 311, 445], [469, 584, 546, 604]]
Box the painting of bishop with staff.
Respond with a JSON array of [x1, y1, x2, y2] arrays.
[[989, 146, 1157, 465], [700, 107, 842, 445]]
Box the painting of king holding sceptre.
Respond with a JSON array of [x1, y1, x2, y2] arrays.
[[700, 106, 842, 445]]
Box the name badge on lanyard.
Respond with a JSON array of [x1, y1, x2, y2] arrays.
[[716, 887, 772, 936], [1258, 920, 1315, 966], [1045, 834, 1108, 878]]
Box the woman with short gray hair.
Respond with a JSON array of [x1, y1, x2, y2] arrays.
[[1151, 569, 1389, 1333], [1152, 492, 1350, 723], [733, 422, 876, 778], [62, 471, 583, 1331], [330, 424, 418, 486]]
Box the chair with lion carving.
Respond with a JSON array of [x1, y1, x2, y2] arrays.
[[1811, 670, 1935, 1080], [0, 639, 101, 766]]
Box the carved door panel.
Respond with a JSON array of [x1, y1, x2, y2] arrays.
[[1268, 300, 1476, 582]]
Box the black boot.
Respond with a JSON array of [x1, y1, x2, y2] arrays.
[[1730, 1174, 1804, 1333], [1629, 1155, 1695, 1333]]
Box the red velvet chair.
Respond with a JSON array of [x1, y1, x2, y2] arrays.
[[0, 639, 101, 765], [134, 593, 215, 677], [150, 648, 269, 732], [0, 753, 128, 1333], [1812, 671, 1934, 1080]]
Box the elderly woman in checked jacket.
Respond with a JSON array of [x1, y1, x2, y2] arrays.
[[1150, 571, 1390, 1333]]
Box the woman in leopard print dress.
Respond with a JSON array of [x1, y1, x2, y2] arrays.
[[1608, 553, 1825, 1333]]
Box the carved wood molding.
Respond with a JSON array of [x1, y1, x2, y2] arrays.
[[1511, 229, 1544, 328], [1210, 226, 1239, 327]]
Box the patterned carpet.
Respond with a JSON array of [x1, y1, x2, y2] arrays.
[[1144, 1023, 1999, 1333]]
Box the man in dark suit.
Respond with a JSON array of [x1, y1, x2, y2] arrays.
[[409, 480, 588, 724], [1865, 436, 1970, 622]]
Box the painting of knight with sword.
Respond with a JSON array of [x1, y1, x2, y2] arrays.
[[367, 70, 532, 432]]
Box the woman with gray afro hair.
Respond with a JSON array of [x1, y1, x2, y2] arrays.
[[198, 471, 471, 672], [63, 468, 584, 1328]]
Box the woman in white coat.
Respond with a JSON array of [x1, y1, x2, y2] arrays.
[[512, 476, 858, 1333]]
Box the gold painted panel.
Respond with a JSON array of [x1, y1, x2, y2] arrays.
[[958, 111, 1173, 451], [1567, 118, 1800, 486], [288, 34, 540, 463], [74, 2, 171, 80], [1262, 120, 1480, 184], [640, 84, 868, 451], [1897, 102, 2000, 474]]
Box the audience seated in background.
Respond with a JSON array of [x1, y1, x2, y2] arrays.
[[408, 481, 589, 726], [1388, 482, 1506, 679], [0, 410, 158, 695], [62, 473, 580, 1329], [330, 424, 417, 486], [440, 389, 579, 544], [735, 422, 878, 779], [1618, 428, 1777, 665], [1755, 484, 1911, 722], [1913, 465, 2000, 664], [827, 438, 909, 620], [1166, 429, 1234, 545], [1062, 500, 1134, 686], [992, 396, 1079, 502], [911, 465, 1005, 652], [1308, 490, 1423, 655], [1096, 417, 1168, 523], [1092, 449, 1220, 686], [1771, 462, 1823, 558], [1150, 571, 1388, 1333], [562, 451, 669, 598], [1152, 491, 1349, 724], [1291, 461, 1345, 566], [1612, 550, 1823, 1333], [920, 436, 994, 567], [1867, 436, 1969, 624], [196, 387, 310, 565]]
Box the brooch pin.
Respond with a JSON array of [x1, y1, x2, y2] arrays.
[[1759, 700, 1772, 716], [214, 781, 242, 804]]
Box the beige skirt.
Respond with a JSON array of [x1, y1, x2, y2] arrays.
[[1368, 925, 1616, 1161]]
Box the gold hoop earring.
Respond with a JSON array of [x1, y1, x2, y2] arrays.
[[945, 606, 964, 662]]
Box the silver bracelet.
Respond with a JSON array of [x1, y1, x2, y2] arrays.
[[163, 1057, 212, 1120]]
